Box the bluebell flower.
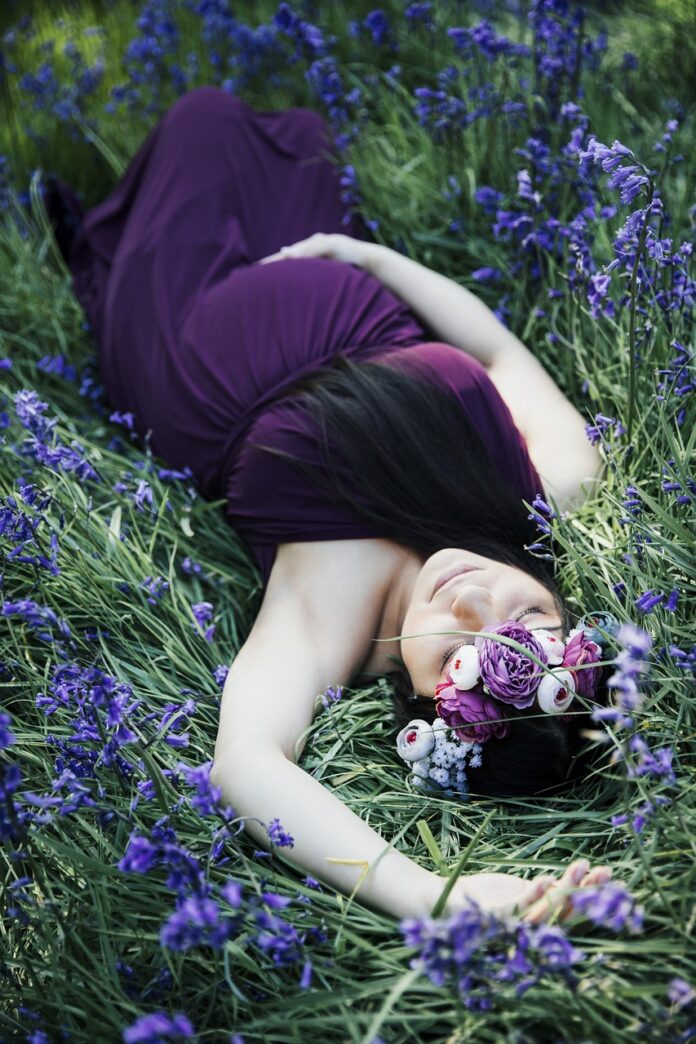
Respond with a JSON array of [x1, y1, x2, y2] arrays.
[[212, 663, 229, 687], [321, 684, 343, 710], [221, 880, 243, 908], [160, 894, 232, 951], [571, 882, 643, 932], [593, 622, 652, 727], [0, 710, 15, 749], [585, 413, 625, 446], [36, 354, 77, 382], [133, 480, 153, 511], [190, 601, 215, 642], [667, 978, 696, 1011], [267, 818, 294, 848], [471, 267, 502, 283], [139, 575, 169, 606], [635, 590, 665, 615], [405, 3, 434, 31], [109, 410, 134, 429], [122, 1010, 195, 1043]]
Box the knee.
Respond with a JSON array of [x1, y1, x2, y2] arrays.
[[164, 85, 245, 126]]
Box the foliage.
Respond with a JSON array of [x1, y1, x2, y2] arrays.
[[0, 1, 694, 1041]]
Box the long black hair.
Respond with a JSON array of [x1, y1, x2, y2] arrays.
[[255, 353, 605, 796]]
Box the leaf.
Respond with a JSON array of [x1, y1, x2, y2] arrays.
[[106, 504, 121, 551]]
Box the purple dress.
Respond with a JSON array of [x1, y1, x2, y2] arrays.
[[47, 86, 542, 584]]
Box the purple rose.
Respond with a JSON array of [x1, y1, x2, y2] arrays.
[[475, 621, 546, 708], [562, 629, 602, 698], [435, 684, 510, 744]]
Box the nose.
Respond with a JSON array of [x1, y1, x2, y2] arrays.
[[449, 584, 497, 632]]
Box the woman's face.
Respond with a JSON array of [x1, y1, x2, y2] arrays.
[[400, 549, 564, 696]]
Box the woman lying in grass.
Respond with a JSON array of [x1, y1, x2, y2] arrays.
[[45, 85, 613, 925]]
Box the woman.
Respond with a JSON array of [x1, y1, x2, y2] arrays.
[[44, 85, 613, 925]]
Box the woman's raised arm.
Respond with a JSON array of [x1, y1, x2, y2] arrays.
[[363, 242, 603, 512], [260, 235, 602, 512], [210, 540, 609, 921]]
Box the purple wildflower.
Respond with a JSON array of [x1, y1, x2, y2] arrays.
[[176, 759, 234, 819], [139, 575, 169, 606], [109, 410, 135, 430], [321, 685, 343, 709], [133, 480, 153, 512], [118, 832, 159, 875], [571, 882, 643, 932], [255, 908, 305, 967], [190, 601, 215, 642], [267, 818, 294, 848], [670, 644, 696, 675], [0, 710, 15, 749], [528, 492, 556, 534], [634, 590, 665, 615], [212, 664, 229, 687], [593, 622, 652, 727], [668, 978, 696, 1011], [628, 736, 676, 783], [475, 186, 504, 214], [160, 895, 232, 951], [471, 267, 502, 282], [611, 795, 672, 834], [405, 3, 434, 31], [585, 413, 626, 446], [180, 556, 202, 575], [122, 1011, 195, 1043], [221, 880, 243, 908], [1, 598, 72, 643]]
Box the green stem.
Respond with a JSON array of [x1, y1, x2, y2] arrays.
[[431, 809, 496, 918], [626, 183, 655, 445]]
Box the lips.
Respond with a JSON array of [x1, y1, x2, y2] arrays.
[[432, 565, 479, 599]]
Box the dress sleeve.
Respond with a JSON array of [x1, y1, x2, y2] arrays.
[[224, 398, 384, 583], [224, 341, 545, 584], [377, 342, 544, 505]]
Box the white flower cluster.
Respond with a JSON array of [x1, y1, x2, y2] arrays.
[[395, 717, 482, 796]]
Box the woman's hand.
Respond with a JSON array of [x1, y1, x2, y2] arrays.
[[439, 859, 613, 923], [257, 231, 377, 270]]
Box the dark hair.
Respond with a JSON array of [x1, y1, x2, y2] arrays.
[[257, 354, 605, 796], [391, 670, 605, 798]]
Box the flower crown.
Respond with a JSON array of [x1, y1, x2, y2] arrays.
[[396, 611, 617, 797]]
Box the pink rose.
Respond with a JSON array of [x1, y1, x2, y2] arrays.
[[435, 683, 510, 744], [562, 629, 602, 699]]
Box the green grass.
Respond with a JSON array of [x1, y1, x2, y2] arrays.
[[0, 1, 694, 1041]]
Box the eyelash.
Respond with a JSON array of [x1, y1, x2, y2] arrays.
[[439, 607, 546, 671]]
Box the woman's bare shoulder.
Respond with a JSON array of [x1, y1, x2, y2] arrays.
[[268, 537, 409, 608], [261, 538, 414, 672]]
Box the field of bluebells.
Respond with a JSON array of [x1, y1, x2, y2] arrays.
[[1, 0, 695, 1040]]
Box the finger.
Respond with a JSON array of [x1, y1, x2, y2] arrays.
[[580, 866, 612, 887], [522, 860, 589, 925], [511, 875, 556, 918], [258, 247, 292, 265], [556, 866, 613, 923]]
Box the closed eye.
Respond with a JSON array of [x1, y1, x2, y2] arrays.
[[515, 606, 563, 630]]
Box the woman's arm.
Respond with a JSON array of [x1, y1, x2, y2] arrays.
[[211, 540, 438, 920], [364, 243, 602, 512], [210, 540, 609, 921], [260, 236, 602, 511]]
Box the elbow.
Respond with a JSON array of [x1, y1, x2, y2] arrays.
[[210, 741, 293, 795]]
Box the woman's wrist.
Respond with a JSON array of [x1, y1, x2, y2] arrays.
[[360, 240, 391, 278]]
